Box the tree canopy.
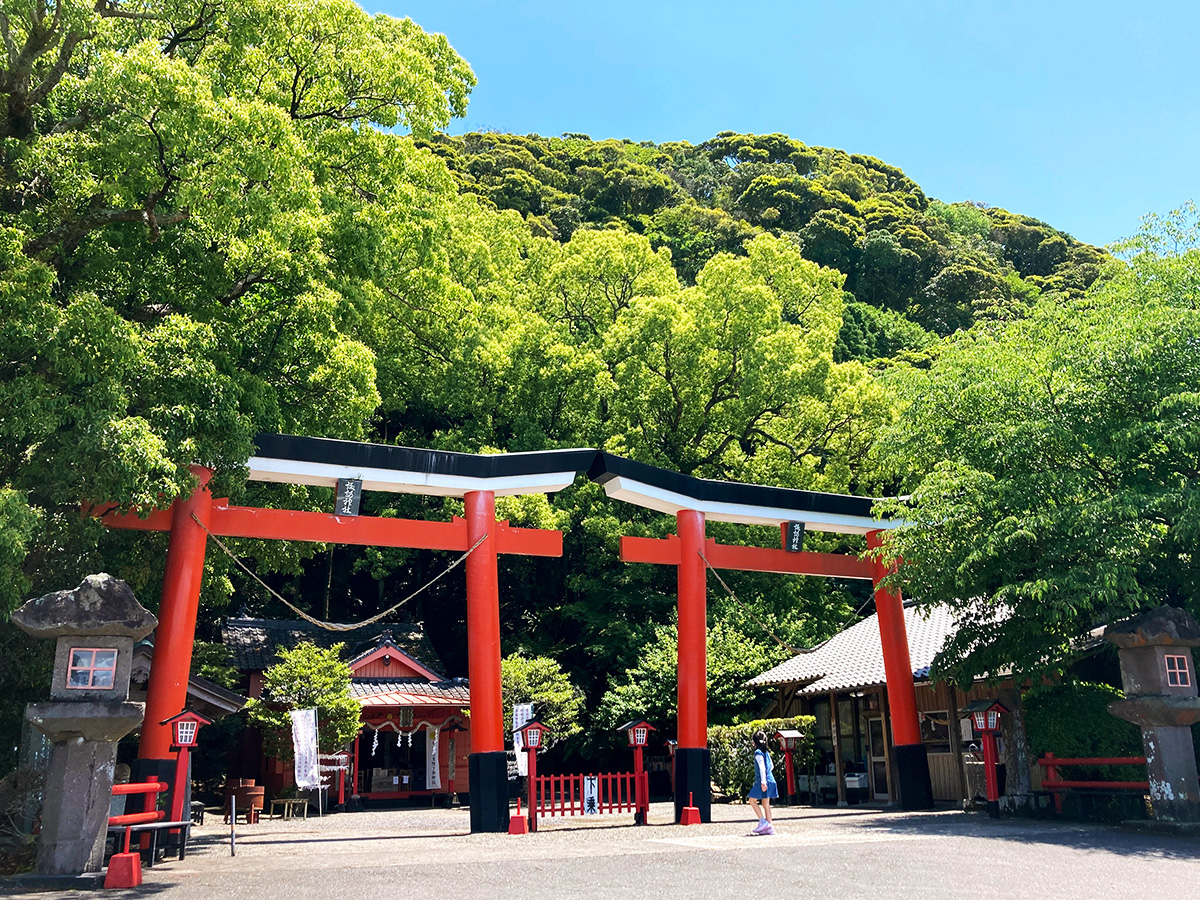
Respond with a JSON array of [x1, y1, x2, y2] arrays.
[[875, 207, 1200, 683], [245, 641, 361, 757]]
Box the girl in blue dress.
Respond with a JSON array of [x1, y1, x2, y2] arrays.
[[748, 730, 778, 834]]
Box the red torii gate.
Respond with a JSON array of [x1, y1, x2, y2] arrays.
[[101, 437, 595, 832], [99, 437, 930, 832], [591, 454, 933, 821]]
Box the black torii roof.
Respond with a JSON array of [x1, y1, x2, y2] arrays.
[[248, 434, 898, 535]]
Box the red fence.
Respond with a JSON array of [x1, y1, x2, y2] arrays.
[[532, 771, 648, 819], [1038, 752, 1148, 814]]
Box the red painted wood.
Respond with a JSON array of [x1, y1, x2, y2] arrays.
[[465, 491, 504, 755], [111, 782, 168, 796], [531, 771, 640, 818], [209, 504, 467, 549], [140, 467, 212, 761], [104, 504, 564, 557], [620, 534, 681, 565], [1037, 756, 1147, 767], [1041, 779, 1150, 790], [866, 530, 922, 748], [677, 510, 707, 750], [703, 540, 874, 579], [495, 521, 562, 557], [982, 732, 1000, 803], [621, 533, 872, 578], [98, 506, 174, 531], [108, 811, 165, 826]]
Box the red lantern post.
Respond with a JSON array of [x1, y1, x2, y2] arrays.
[[161, 710, 212, 827], [775, 729, 803, 801], [618, 718, 656, 824], [963, 700, 1008, 818], [515, 719, 551, 833]]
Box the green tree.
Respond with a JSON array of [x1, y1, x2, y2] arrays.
[[500, 653, 584, 748], [0, 0, 475, 613], [245, 641, 361, 758], [600, 619, 783, 730], [874, 225, 1200, 683]]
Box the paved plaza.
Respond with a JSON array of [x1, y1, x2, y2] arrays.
[[5, 802, 1196, 900]]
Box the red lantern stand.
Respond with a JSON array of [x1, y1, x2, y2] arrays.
[[161, 709, 212, 832], [775, 729, 803, 802], [515, 719, 551, 833], [617, 718, 656, 824], [963, 700, 1008, 818]]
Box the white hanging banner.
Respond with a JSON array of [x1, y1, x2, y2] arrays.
[[513, 703, 533, 777], [426, 727, 442, 789], [290, 708, 320, 789]]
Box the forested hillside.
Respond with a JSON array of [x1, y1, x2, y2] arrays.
[[420, 131, 1107, 355], [5, 0, 1193, 770]]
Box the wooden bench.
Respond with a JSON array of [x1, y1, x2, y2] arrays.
[[270, 798, 310, 819]]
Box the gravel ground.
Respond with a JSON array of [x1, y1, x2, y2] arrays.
[[4, 802, 1197, 899]]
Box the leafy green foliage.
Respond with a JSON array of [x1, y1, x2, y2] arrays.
[[500, 653, 584, 748], [708, 716, 816, 800], [600, 620, 789, 730], [244, 642, 360, 758], [1023, 683, 1142, 761], [426, 131, 1100, 339], [875, 211, 1200, 683], [0, 0, 474, 614], [190, 641, 239, 690]]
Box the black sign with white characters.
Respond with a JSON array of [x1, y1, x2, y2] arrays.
[[335, 478, 362, 517]]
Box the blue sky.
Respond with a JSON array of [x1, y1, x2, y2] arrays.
[[377, 1, 1199, 248]]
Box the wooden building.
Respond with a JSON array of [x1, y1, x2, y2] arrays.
[[749, 603, 1030, 805], [222, 618, 471, 803]]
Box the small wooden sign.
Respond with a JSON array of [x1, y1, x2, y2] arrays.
[[335, 478, 362, 516], [784, 521, 805, 553]]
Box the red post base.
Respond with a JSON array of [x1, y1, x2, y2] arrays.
[[104, 852, 143, 889], [680, 792, 701, 826], [508, 814, 528, 835]]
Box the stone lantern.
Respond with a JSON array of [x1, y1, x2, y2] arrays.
[[10, 574, 157, 876], [1104, 606, 1200, 824]]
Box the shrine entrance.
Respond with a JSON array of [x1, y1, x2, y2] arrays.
[[99, 435, 932, 833]]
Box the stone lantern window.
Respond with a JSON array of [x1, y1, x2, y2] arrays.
[[1165, 655, 1191, 688], [67, 648, 119, 690]]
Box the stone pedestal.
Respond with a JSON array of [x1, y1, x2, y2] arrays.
[[1105, 607, 1200, 823]]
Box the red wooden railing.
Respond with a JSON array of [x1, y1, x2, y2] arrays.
[[1038, 752, 1148, 814], [532, 771, 649, 819], [109, 779, 169, 853]]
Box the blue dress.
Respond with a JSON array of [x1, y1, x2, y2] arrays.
[[749, 748, 779, 799]]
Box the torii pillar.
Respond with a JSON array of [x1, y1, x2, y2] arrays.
[[866, 529, 933, 810], [622, 517, 933, 817]]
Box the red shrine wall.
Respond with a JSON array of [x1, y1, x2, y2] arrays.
[[352, 658, 426, 678], [357, 707, 470, 796]]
